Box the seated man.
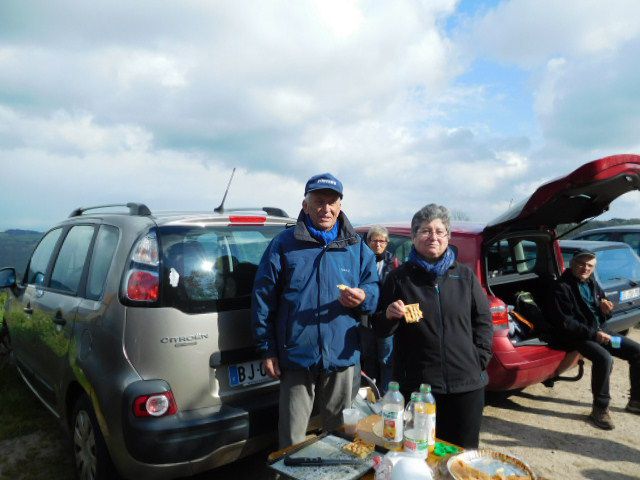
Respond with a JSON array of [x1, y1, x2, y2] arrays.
[[548, 249, 640, 429]]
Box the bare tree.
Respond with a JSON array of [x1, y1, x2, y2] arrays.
[[451, 210, 471, 221]]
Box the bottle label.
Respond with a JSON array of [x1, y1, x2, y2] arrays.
[[382, 408, 403, 442], [403, 431, 428, 458], [426, 412, 436, 446]]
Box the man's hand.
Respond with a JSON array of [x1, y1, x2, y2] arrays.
[[595, 331, 612, 345], [339, 287, 366, 308], [600, 298, 614, 315], [386, 299, 405, 321], [263, 356, 281, 379]]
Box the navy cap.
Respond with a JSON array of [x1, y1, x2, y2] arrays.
[[572, 249, 596, 261], [304, 173, 343, 198]]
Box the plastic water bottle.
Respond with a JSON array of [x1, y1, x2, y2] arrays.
[[382, 381, 405, 444], [403, 392, 428, 459], [420, 383, 436, 452]]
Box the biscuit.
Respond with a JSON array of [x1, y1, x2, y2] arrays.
[[342, 437, 375, 459], [337, 284, 349, 291], [404, 303, 423, 323]]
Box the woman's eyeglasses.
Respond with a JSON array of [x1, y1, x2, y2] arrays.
[[417, 229, 448, 239]]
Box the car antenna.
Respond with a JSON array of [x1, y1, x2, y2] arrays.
[[214, 168, 236, 214]]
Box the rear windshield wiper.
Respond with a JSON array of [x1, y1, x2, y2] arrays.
[[606, 276, 638, 286]]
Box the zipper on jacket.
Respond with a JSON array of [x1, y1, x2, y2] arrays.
[[434, 282, 449, 393], [317, 244, 330, 369]]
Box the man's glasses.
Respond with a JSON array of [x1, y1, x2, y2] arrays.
[[370, 239, 388, 244], [417, 229, 448, 239]]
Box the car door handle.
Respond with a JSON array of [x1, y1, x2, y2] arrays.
[[53, 311, 67, 326]]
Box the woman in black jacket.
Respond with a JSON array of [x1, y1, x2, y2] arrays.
[[375, 204, 493, 448]]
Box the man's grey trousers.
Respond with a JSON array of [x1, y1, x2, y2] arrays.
[[278, 366, 354, 448]]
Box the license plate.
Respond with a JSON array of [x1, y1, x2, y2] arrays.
[[619, 287, 640, 302], [228, 360, 271, 387]]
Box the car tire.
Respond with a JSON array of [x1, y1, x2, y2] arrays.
[[485, 388, 523, 405], [72, 395, 119, 480]]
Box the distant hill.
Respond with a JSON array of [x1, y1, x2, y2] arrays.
[[0, 230, 43, 279], [558, 218, 640, 237]]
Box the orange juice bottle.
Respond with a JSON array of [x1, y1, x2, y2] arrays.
[[420, 383, 436, 452], [381, 381, 404, 444]]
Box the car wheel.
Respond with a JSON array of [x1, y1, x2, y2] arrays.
[[485, 388, 523, 405], [72, 395, 118, 480]]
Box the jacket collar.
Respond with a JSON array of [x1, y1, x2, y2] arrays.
[[560, 268, 596, 289], [293, 209, 359, 247]]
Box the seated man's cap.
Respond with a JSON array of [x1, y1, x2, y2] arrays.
[[572, 249, 597, 261], [304, 173, 343, 198]]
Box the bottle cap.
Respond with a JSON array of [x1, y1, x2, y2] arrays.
[[388, 381, 400, 391], [419, 383, 431, 393]]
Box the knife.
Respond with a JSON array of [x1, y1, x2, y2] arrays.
[[284, 456, 364, 467]]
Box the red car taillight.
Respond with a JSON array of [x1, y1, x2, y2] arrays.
[[126, 270, 159, 301], [488, 296, 509, 330], [133, 391, 178, 417]]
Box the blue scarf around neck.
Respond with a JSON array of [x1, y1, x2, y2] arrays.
[[304, 214, 340, 245], [408, 246, 456, 278]]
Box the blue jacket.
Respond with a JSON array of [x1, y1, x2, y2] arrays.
[[252, 210, 380, 371]]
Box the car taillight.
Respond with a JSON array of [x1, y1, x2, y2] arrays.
[[229, 215, 266, 225], [133, 391, 178, 417], [131, 232, 159, 266], [488, 296, 509, 330], [124, 231, 160, 302], [126, 270, 159, 301]]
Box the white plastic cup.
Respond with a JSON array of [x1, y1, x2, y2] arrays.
[[342, 408, 361, 434]]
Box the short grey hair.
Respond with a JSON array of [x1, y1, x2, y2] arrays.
[[411, 204, 451, 238], [366, 225, 389, 242]]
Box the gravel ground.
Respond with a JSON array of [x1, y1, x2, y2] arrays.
[[480, 327, 640, 480]]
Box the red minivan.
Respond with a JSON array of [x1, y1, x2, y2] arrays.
[[358, 154, 640, 392]]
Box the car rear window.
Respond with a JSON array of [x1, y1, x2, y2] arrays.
[[486, 237, 549, 281], [593, 247, 640, 288], [159, 225, 286, 313]]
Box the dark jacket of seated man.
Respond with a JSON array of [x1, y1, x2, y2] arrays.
[[546, 250, 640, 430], [547, 267, 611, 348]]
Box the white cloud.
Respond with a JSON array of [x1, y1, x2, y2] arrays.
[[2, 0, 640, 232], [460, 0, 640, 68]]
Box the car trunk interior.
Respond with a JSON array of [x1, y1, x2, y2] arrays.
[[485, 232, 558, 345]]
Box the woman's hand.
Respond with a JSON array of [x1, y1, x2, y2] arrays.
[[386, 299, 405, 321]]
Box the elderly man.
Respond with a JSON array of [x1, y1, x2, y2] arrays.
[[252, 173, 380, 448], [548, 249, 640, 430], [359, 225, 399, 395]]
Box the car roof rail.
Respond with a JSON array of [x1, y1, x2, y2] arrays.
[[69, 203, 152, 218]]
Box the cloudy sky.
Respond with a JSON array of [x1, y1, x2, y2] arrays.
[[1, 0, 640, 231]]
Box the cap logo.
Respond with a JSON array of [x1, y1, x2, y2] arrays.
[[317, 179, 337, 185]]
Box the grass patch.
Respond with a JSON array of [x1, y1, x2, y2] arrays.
[[0, 293, 75, 479]]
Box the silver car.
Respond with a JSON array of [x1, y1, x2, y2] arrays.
[[0, 203, 294, 479]]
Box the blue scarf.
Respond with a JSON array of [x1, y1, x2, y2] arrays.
[[408, 246, 456, 278], [304, 214, 340, 245]]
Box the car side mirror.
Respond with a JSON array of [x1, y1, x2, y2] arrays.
[[0, 268, 17, 288]]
